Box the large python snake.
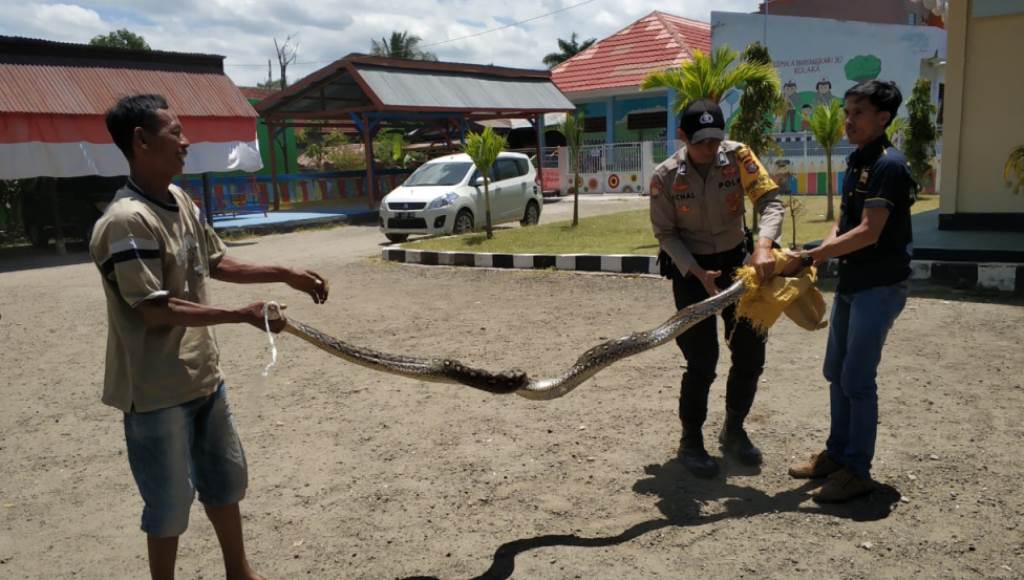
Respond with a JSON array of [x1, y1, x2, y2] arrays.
[[272, 279, 745, 401]]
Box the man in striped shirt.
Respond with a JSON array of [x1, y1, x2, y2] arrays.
[[91, 94, 329, 580]]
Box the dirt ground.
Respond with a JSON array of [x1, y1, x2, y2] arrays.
[[2, 211, 1023, 579]]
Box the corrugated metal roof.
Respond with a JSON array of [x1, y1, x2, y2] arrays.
[[257, 54, 573, 119], [552, 11, 710, 95], [354, 65, 574, 111], [239, 86, 276, 101], [0, 37, 255, 118], [0, 63, 256, 117]]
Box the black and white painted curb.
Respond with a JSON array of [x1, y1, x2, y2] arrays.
[[382, 247, 661, 274], [382, 247, 1024, 293]]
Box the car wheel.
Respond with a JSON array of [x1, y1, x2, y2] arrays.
[[26, 223, 48, 248], [453, 209, 474, 234], [385, 233, 409, 243], [520, 201, 540, 226]]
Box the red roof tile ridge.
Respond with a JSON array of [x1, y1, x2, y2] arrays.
[[653, 11, 693, 59], [552, 10, 664, 73]]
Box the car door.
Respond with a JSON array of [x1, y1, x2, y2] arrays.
[[492, 158, 520, 220], [469, 165, 498, 220], [511, 157, 532, 217]]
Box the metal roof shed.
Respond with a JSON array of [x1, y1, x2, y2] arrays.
[[256, 54, 574, 209], [0, 36, 263, 251], [0, 36, 262, 180]]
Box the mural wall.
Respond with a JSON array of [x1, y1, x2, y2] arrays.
[[712, 11, 946, 130], [712, 12, 946, 194]]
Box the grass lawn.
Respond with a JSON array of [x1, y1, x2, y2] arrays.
[[404, 194, 939, 255]]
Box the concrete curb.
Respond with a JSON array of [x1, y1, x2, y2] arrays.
[[381, 247, 1024, 294]]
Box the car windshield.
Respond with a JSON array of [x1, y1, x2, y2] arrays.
[[403, 162, 472, 186]]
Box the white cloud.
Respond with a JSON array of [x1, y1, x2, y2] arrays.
[[2, 3, 107, 42], [0, 0, 761, 86]]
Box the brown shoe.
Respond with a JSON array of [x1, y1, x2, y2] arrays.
[[788, 450, 843, 479], [812, 468, 876, 503]]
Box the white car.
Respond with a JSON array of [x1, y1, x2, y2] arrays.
[[379, 152, 542, 243]]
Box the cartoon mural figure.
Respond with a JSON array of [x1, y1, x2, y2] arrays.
[[815, 78, 835, 107], [781, 81, 799, 132], [800, 104, 813, 131]]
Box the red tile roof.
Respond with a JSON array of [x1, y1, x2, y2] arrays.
[[0, 36, 256, 118], [551, 11, 710, 95]]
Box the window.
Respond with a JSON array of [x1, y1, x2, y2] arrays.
[[514, 158, 529, 176], [405, 162, 473, 186], [583, 117, 607, 133], [496, 159, 519, 181], [937, 83, 945, 126], [627, 111, 667, 131]]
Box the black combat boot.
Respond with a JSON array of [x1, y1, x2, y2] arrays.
[[718, 411, 763, 466], [679, 425, 719, 479]]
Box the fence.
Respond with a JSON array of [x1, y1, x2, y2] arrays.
[[174, 168, 413, 218], [545, 133, 941, 195]]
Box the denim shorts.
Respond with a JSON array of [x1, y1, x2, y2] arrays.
[[123, 383, 248, 537]]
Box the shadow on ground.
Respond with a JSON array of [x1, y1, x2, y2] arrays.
[[403, 455, 901, 580]]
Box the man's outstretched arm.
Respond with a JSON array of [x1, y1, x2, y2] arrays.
[[212, 255, 329, 304]]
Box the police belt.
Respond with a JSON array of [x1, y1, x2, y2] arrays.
[[658, 242, 747, 279]]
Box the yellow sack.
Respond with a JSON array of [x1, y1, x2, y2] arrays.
[[735, 250, 828, 335]]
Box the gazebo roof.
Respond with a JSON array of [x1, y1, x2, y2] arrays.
[[256, 54, 574, 123]]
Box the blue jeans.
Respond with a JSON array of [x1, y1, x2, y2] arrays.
[[124, 383, 248, 537], [824, 283, 908, 479]]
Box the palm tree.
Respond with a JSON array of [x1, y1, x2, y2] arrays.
[[543, 32, 596, 68], [370, 31, 437, 61], [641, 45, 779, 111], [809, 99, 846, 221], [1004, 146, 1024, 194], [560, 111, 585, 226], [462, 127, 507, 239]]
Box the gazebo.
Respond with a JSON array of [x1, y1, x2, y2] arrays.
[[255, 54, 575, 209]]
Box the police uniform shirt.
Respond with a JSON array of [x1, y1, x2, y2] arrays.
[[836, 135, 916, 294], [649, 140, 784, 275]]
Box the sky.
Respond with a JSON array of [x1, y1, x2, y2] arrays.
[[0, 0, 762, 86]]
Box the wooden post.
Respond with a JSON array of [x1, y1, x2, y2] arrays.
[[268, 121, 280, 211], [47, 178, 66, 255], [201, 173, 214, 225], [363, 113, 376, 209]]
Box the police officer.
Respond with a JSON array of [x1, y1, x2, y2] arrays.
[[650, 99, 784, 479]]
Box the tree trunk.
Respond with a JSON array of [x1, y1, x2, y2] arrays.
[[825, 151, 835, 222], [573, 156, 581, 229], [790, 194, 798, 249], [484, 178, 493, 239]]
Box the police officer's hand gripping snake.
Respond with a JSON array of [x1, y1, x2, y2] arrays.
[[262, 279, 747, 401]]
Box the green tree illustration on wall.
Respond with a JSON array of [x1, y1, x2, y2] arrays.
[[845, 55, 881, 83]]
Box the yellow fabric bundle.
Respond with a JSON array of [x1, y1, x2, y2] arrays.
[[735, 250, 828, 335]]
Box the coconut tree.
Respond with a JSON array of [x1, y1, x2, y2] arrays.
[[809, 99, 846, 221], [640, 45, 779, 111], [462, 127, 507, 239], [560, 110, 585, 226], [370, 31, 437, 61], [543, 32, 596, 68]]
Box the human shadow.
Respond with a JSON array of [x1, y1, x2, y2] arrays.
[[466, 456, 900, 580]]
